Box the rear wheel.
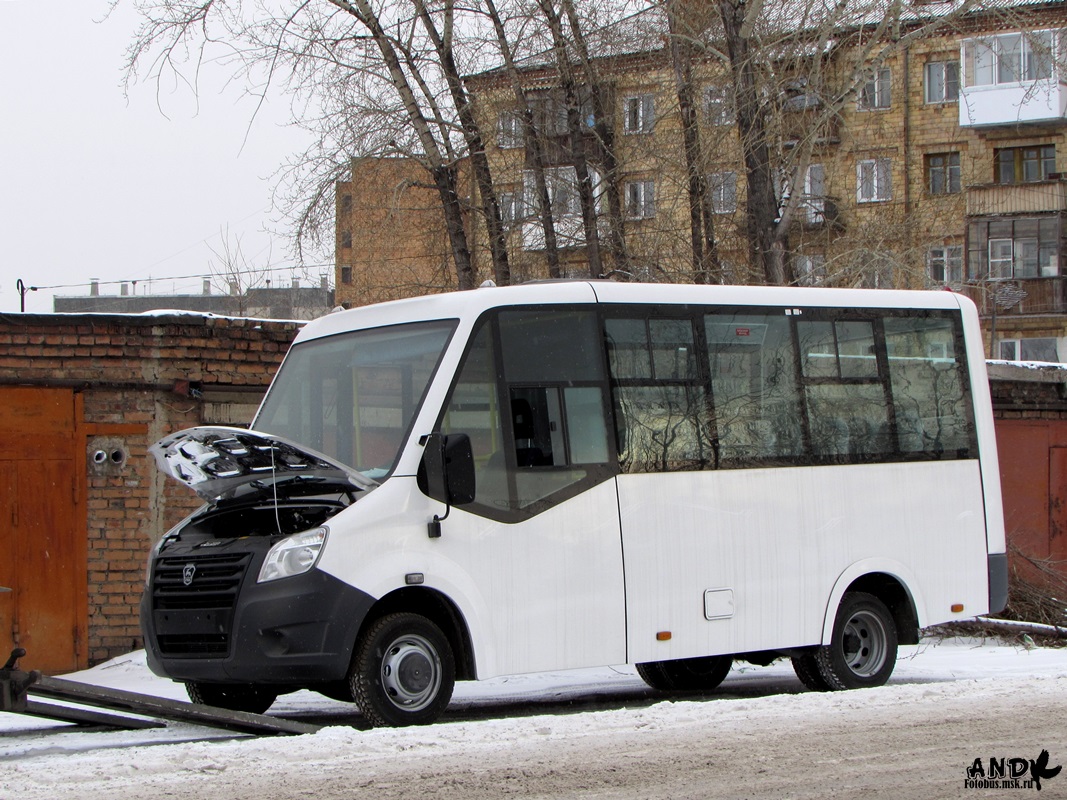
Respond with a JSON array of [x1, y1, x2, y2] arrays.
[[636, 655, 733, 692], [350, 612, 455, 727], [812, 592, 898, 690], [185, 682, 278, 715], [790, 653, 832, 692]]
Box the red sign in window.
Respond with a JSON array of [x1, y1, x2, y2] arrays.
[[735, 328, 751, 337]]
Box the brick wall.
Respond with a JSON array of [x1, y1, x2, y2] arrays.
[[0, 313, 302, 665], [989, 362, 1067, 581]]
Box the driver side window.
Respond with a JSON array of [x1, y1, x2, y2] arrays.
[[441, 308, 613, 521]]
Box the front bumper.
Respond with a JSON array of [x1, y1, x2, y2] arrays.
[[141, 540, 374, 686]]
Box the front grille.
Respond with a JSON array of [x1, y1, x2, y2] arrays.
[[153, 552, 252, 609], [157, 633, 229, 657], [151, 551, 253, 658]]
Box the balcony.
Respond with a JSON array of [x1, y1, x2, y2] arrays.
[[957, 277, 1067, 316], [959, 79, 1067, 127], [966, 180, 1067, 216]]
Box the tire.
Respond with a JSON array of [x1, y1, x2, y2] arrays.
[[186, 681, 278, 715], [350, 612, 455, 727], [812, 592, 898, 690], [790, 652, 832, 692], [635, 655, 733, 692]]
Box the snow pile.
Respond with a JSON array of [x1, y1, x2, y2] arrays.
[[2, 638, 1066, 799]]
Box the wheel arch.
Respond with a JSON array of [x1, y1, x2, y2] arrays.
[[358, 587, 477, 681], [822, 564, 923, 647]]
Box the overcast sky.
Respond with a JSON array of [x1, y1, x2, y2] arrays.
[[0, 0, 321, 314]]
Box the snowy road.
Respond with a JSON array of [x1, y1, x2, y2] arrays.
[[2, 637, 1066, 799]]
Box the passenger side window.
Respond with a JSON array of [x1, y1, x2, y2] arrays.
[[605, 316, 712, 472], [705, 313, 804, 466], [797, 319, 891, 459], [883, 315, 973, 457]]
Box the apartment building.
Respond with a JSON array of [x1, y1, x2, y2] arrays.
[[336, 2, 1067, 360]]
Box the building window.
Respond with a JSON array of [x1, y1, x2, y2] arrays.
[[340, 266, 353, 285], [340, 231, 352, 248], [795, 254, 827, 286], [340, 194, 352, 213], [858, 68, 891, 110], [705, 85, 734, 126], [801, 163, 826, 223], [710, 171, 737, 213], [963, 31, 1054, 87], [995, 145, 1056, 184], [498, 111, 523, 149], [924, 60, 960, 103], [999, 337, 1059, 363], [967, 217, 1060, 279], [623, 94, 655, 134], [625, 179, 656, 219], [856, 158, 892, 202], [525, 166, 583, 219], [926, 152, 961, 194], [928, 245, 963, 284], [499, 190, 522, 227]]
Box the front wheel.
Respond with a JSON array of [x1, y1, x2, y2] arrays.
[[186, 682, 278, 715], [350, 612, 455, 727], [636, 655, 733, 692], [812, 592, 898, 690]]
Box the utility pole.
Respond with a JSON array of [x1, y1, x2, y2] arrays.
[[15, 279, 37, 312]]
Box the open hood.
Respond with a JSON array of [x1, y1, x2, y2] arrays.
[[150, 426, 375, 502]]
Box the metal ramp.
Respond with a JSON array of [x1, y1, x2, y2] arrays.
[[1, 648, 320, 736]]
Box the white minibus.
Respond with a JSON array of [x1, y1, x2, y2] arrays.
[[143, 281, 1007, 726]]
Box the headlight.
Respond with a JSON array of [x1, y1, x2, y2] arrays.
[[258, 527, 329, 583], [145, 526, 181, 587]]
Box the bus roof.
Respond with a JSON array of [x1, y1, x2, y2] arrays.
[[297, 281, 970, 344]]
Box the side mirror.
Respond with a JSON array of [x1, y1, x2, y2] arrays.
[[418, 433, 475, 507]]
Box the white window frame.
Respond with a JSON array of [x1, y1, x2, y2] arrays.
[[499, 190, 522, 227], [856, 158, 892, 203], [963, 30, 1055, 87], [705, 85, 734, 126], [988, 239, 1015, 279], [924, 60, 960, 103], [928, 245, 963, 284], [795, 254, 827, 286], [802, 163, 826, 223], [498, 111, 523, 149], [999, 337, 1060, 363], [623, 94, 655, 134], [524, 166, 584, 220], [858, 68, 891, 110], [710, 171, 738, 214], [624, 179, 656, 219]]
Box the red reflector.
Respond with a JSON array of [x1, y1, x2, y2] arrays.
[[656, 631, 672, 641], [951, 603, 964, 613]]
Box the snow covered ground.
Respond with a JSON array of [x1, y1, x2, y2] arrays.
[[2, 636, 1066, 799]]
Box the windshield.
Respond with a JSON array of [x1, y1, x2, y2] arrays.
[[254, 319, 457, 479]]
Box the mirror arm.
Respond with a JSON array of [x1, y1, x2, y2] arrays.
[[428, 502, 450, 539]]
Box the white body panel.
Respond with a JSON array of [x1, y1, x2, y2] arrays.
[[316, 477, 626, 679], [619, 460, 989, 663]]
